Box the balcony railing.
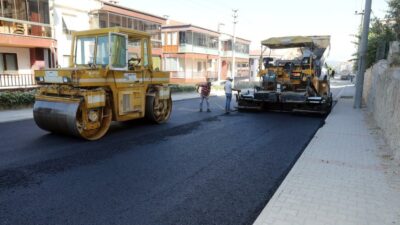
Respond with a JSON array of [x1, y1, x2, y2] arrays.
[[0, 74, 37, 89], [0, 18, 52, 38]]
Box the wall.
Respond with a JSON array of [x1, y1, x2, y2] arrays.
[[52, 0, 102, 67], [363, 41, 400, 160], [0, 47, 31, 74]]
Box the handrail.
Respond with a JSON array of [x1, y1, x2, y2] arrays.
[[0, 74, 37, 88]]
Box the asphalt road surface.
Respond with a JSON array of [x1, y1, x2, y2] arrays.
[[0, 96, 325, 225]]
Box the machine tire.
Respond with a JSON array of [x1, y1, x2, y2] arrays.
[[145, 94, 172, 124], [75, 101, 113, 141], [33, 97, 112, 141]]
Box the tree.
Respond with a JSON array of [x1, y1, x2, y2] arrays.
[[365, 18, 396, 68], [353, 1, 398, 69], [387, 0, 400, 40]]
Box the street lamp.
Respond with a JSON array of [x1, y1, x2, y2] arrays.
[[217, 23, 224, 81], [232, 9, 238, 87]]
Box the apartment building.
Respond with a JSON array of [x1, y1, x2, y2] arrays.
[[162, 20, 220, 84], [0, 0, 56, 88], [54, 0, 166, 69], [219, 33, 251, 81], [162, 21, 250, 84]]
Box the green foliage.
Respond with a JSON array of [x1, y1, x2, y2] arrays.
[[365, 18, 396, 68], [387, 0, 400, 40], [0, 90, 36, 108], [353, 0, 399, 69], [169, 85, 196, 93]]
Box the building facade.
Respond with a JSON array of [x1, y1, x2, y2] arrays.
[[219, 33, 250, 82], [0, 0, 56, 88], [162, 21, 250, 84], [249, 50, 261, 81], [162, 21, 220, 84], [53, 0, 166, 70]]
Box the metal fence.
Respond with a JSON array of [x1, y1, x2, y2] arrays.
[[0, 74, 37, 89]]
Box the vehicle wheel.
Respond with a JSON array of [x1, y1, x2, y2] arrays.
[[146, 94, 172, 123], [75, 101, 112, 141]]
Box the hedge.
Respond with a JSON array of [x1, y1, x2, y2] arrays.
[[169, 85, 197, 93], [0, 90, 36, 108]]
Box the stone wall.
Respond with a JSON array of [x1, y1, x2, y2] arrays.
[[363, 42, 400, 160]]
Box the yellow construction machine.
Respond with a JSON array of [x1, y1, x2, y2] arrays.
[[237, 36, 332, 114], [33, 27, 172, 140]]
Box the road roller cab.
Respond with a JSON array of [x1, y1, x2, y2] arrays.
[[34, 27, 172, 140]]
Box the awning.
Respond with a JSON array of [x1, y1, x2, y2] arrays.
[[62, 15, 80, 32], [261, 36, 314, 49], [261, 36, 330, 49]]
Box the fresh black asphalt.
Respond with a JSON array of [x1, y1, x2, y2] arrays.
[[0, 96, 325, 225]]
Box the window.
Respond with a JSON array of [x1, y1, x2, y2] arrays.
[[143, 39, 148, 67], [179, 31, 193, 45], [109, 13, 121, 27], [167, 33, 172, 45], [110, 34, 127, 68], [27, 0, 39, 22], [75, 37, 96, 65], [0, 53, 18, 71], [128, 38, 141, 67], [15, 0, 28, 20], [197, 61, 202, 72], [164, 58, 177, 71], [208, 36, 218, 49], [235, 42, 250, 54], [38, 0, 49, 24], [96, 35, 109, 66], [2, 0, 15, 19], [121, 16, 127, 28], [99, 12, 108, 28], [179, 31, 185, 45], [172, 32, 177, 45], [0, 0, 49, 23]]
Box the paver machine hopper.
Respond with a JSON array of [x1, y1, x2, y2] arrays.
[[33, 27, 172, 140], [237, 36, 332, 114]]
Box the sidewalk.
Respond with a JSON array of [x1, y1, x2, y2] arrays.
[[0, 90, 226, 123], [253, 85, 400, 225]]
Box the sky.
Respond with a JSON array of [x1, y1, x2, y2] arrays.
[[119, 0, 389, 62]]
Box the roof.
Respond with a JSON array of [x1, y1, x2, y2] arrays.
[[163, 21, 251, 43], [101, 2, 166, 23], [72, 27, 150, 38], [261, 36, 330, 49], [162, 20, 220, 36]]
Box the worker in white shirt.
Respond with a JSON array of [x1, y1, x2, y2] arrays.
[[224, 77, 237, 114]]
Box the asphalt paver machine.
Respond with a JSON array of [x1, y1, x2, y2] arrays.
[[33, 27, 172, 140], [237, 36, 332, 114]]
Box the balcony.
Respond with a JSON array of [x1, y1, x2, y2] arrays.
[[179, 44, 219, 55], [0, 19, 51, 38], [0, 73, 37, 89]]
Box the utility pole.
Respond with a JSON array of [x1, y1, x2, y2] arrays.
[[217, 23, 224, 81], [231, 9, 238, 86], [354, 0, 372, 108], [355, 10, 364, 74]]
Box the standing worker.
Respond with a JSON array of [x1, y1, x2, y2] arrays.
[[197, 81, 212, 112], [224, 77, 236, 114]]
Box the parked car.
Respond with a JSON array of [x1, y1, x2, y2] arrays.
[[340, 74, 350, 80]]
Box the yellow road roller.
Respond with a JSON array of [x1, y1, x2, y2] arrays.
[[34, 27, 172, 140]]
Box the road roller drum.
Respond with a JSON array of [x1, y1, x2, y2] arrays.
[[33, 100, 81, 137]]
